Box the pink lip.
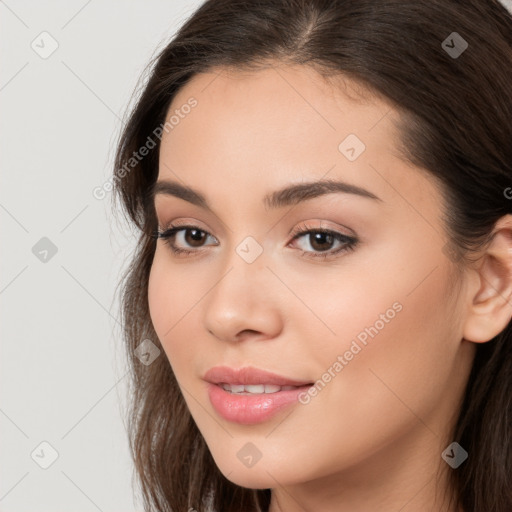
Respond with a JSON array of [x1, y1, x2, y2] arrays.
[[203, 366, 312, 386], [204, 366, 313, 425]]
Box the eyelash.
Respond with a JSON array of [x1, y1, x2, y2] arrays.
[[153, 222, 358, 260]]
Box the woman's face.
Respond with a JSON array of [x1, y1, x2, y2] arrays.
[[148, 63, 475, 492]]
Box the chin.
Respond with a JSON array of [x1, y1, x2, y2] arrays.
[[212, 451, 306, 490]]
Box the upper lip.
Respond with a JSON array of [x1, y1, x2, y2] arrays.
[[204, 366, 313, 387]]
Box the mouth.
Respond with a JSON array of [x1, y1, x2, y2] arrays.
[[203, 366, 314, 425], [218, 383, 303, 394]]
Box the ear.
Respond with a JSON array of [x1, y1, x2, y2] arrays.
[[463, 214, 512, 343]]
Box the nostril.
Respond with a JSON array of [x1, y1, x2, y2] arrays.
[[235, 329, 261, 339]]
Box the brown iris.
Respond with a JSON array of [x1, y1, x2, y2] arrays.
[[308, 232, 335, 251], [184, 228, 208, 247]]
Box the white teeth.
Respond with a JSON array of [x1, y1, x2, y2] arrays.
[[220, 383, 298, 394], [245, 384, 265, 394]]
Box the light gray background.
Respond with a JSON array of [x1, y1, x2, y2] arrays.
[[0, 1, 203, 511], [2, 1, 512, 511]]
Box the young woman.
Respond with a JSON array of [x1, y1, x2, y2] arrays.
[[113, 1, 512, 510]]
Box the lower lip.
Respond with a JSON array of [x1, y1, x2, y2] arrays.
[[207, 383, 312, 425]]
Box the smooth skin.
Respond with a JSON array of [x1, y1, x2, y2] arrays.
[[148, 62, 512, 512]]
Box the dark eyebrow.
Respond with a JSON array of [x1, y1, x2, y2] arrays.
[[263, 179, 382, 208], [151, 178, 382, 211]]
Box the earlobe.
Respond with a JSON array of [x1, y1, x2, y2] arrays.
[[462, 214, 512, 343]]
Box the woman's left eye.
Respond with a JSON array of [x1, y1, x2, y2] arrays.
[[154, 224, 358, 259], [288, 227, 358, 259]]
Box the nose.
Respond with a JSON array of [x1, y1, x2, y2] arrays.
[[202, 251, 284, 343]]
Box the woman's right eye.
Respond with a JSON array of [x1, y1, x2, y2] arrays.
[[155, 225, 219, 255]]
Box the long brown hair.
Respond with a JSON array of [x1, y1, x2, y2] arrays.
[[112, 1, 512, 510]]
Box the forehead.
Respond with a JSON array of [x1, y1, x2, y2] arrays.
[[156, 63, 441, 222], [159, 64, 401, 171], [168, 63, 398, 139]]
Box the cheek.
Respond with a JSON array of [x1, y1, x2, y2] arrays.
[[147, 250, 208, 376], [292, 243, 458, 423], [147, 253, 184, 365], [318, 257, 458, 431]]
